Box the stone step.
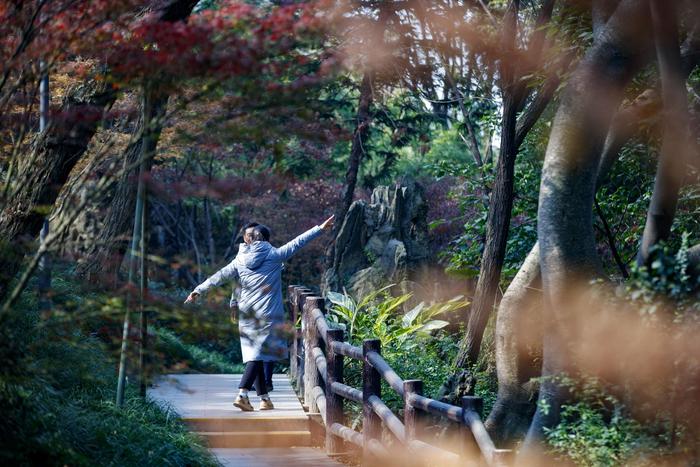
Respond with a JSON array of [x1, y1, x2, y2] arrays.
[[197, 430, 312, 448], [185, 416, 309, 433], [212, 448, 346, 466]]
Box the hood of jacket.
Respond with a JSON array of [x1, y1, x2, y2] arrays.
[[237, 241, 271, 270]]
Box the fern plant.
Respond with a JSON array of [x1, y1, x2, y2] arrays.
[[326, 286, 466, 347]]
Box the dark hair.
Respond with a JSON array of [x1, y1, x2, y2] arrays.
[[253, 224, 270, 242], [235, 222, 259, 244]]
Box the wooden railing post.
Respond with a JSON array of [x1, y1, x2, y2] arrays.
[[326, 328, 345, 455], [298, 288, 313, 405], [461, 396, 483, 465], [362, 339, 381, 466], [403, 379, 424, 442], [303, 295, 324, 413], [288, 285, 299, 387], [294, 287, 310, 394]]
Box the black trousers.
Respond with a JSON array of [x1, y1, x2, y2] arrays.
[[263, 361, 274, 389], [239, 360, 267, 395]]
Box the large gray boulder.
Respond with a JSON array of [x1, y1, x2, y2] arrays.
[[322, 181, 430, 298]]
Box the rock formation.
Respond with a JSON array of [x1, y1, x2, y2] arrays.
[[322, 181, 430, 298]]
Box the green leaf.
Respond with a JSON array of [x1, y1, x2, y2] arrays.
[[402, 302, 425, 327], [417, 320, 449, 333]]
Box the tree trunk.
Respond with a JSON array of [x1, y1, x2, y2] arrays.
[[339, 72, 373, 229], [77, 91, 169, 283], [636, 0, 691, 266], [0, 75, 117, 299], [521, 0, 651, 458], [484, 243, 542, 446], [689, 243, 700, 276], [327, 71, 374, 267], [454, 0, 524, 370], [0, 0, 199, 298], [592, 0, 620, 34], [204, 155, 216, 264], [454, 84, 521, 369], [116, 83, 153, 407]]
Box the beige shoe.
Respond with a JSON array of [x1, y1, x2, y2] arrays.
[[234, 395, 254, 412], [259, 398, 274, 410]]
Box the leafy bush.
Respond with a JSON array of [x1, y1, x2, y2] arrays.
[[326, 285, 464, 347], [545, 377, 667, 467], [0, 311, 217, 466], [326, 288, 465, 428], [624, 233, 700, 319]]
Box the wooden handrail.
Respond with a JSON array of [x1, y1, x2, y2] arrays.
[[311, 385, 327, 424], [312, 346, 327, 385], [365, 350, 405, 397], [463, 396, 497, 464], [368, 394, 406, 443], [331, 381, 363, 403], [362, 338, 382, 465], [409, 439, 461, 464], [408, 392, 463, 422], [330, 422, 362, 448], [287, 285, 512, 467], [331, 340, 362, 360], [311, 307, 329, 345]]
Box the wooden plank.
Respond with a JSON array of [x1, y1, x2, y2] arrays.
[[212, 447, 345, 467], [186, 416, 309, 433], [148, 374, 307, 419], [199, 430, 311, 448]]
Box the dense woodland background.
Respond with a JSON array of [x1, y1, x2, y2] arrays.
[[0, 0, 699, 465]]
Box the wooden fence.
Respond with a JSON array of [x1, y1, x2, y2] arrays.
[[287, 285, 513, 467]]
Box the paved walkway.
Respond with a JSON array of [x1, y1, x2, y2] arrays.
[[148, 374, 344, 466], [148, 374, 305, 419]]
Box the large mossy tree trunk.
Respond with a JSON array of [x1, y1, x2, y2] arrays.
[[0, 0, 199, 299], [521, 0, 651, 457], [484, 243, 542, 446], [0, 74, 118, 300]]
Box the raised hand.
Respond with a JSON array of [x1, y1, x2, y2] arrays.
[[184, 291, 199, 304], [320, 214, 335, 231]]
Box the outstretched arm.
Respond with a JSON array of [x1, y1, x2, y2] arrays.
[[274, 215, 334, 261], [184, 260, 239, 303]]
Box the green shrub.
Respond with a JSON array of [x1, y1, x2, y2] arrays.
[[545, 378, 667, 466], [0, 323, 218, 466], [0, 270, 220, 466], [624, 233, 700, 319], [326, 288, 465, 428], [326, 285, 464, 347]]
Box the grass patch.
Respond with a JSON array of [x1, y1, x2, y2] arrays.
[[155, 327, 245, 374]]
